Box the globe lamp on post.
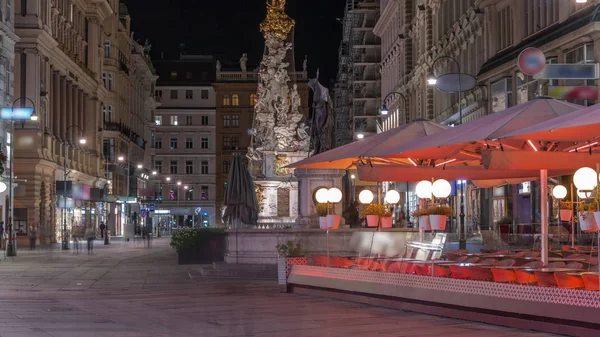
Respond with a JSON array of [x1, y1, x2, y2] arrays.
[[325, 187, 343, 229], [358, 189, 374, 204], [573, 167, 597, 198], [431, 179, 452, 199], [415, 180, 433, 199], [552, 185, 567, 199]]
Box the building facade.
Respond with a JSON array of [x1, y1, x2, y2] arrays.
[[214, 59, 309, 222], [150, 55, 217, 231], [11, 0, 156, 243], [0, 0, 18, 229], [101, 2, 158, 238], [373, 0, 599, 229], [12, 0, 112, 243]]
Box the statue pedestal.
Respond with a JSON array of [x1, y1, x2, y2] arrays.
[[294, 168, 346, 229], [253, 151, 308, 226]]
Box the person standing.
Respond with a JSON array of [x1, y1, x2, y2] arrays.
[[99, 222, 106, 239], [0, 221, 4, 249], [29, 225, 37, 251], [85, 224, 95, 255], [396, 211, 409, 228], [343, 201, 361, 228]]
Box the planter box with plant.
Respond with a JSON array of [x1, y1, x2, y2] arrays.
[[412, 208, 430, 230], [361, 203, 386, 227], [170, 228, 228, 265], [428, 206, 453, 230], [381, 209, 393, 228], [559, 202, 573, 222], [316, 203, 328, 229], [578, 202, 599, 232], [276, 241, 307, 283]]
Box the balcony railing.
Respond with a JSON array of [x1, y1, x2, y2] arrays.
[[217, 71, 307, 81], [103, 121, 146, 149]]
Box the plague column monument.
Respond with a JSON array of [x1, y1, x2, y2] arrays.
[[247, 0, 310, 226]]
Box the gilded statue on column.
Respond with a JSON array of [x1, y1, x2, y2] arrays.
[[260, 0, 295, 40]]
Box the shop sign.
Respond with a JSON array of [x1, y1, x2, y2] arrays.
[[519, 182, 531, 194]]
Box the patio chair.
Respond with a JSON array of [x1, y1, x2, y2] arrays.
[[332, 257, 354, 268], [491, 268, 517, 283], [534, 271, 559, 287], [523, 251, 541, 258], [470, 267, 494, 281], [545, 262, 566, 268], [582, 273, 600, 291], [561, 245, 574, 252], [463, 257, 480, 263], [454, 256, 469, 262], [414, 264, 430, 276], [514, 261, 543, 285], [449, 265, 472, 279], [589, 265, 599, 272], [565, 262, 584, 270], [554, 273, 585, 289], [496, 259, 516, 267], [479, 259, 497, 266], [428, 264, 452, 277], [311, 255, 328, 266]]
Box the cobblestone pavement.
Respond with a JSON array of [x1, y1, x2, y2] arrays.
[[0, 238, 560, 337]]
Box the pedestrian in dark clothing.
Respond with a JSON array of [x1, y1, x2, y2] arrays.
[[99, 222, 106, 239], [29, 225, 37, 251], [343, 201, 361, 228], [0, 221, 4, 249]]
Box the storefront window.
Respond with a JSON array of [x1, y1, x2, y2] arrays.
[[491, 78, 512, 113], [565, 43, 596, 106]]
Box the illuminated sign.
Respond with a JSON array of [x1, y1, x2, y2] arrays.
[[519, 182, 531, 194], [0, 107, 35, 120], [155, 209, 170, 214], [534, 64, 600, 80]]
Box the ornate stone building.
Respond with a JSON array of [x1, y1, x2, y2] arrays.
[[0, 1, 18, 227], [11, 0, 157, 243], [374, 0, 600, 228]]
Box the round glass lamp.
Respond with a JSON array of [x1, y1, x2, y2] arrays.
[[432, 179, 452, 198], [415, 180, 433, 199], [384, 190, 400, 204], [0, 182, 6, 193], [358, 189, 374, 204], [577, 189, 590, 199], [552, 185, 567, 199], [327, 188, 343, 203], [315, 187, 329, 204], [573, 167, 597, 191]]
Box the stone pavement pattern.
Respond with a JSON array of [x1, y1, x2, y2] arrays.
[[0, 239, 560, 337]]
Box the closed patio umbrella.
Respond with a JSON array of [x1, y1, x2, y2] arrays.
[[222, 153, 258, 228]]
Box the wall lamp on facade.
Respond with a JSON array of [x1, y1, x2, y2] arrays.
[[177, 181, 182, 186], [166, 177, 171, 182], [152, 171, 157, 175], [380, 91, 408, 116], [576, 0, 588, 3], [118, 156, 124, 161], [137, 164, 143, 169], [79, 138, 86, 144]]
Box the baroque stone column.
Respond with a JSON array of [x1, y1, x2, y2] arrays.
[[59, 76, 66, 142]]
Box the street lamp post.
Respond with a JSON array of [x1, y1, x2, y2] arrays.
[[5, 98, 37, 257], [428, 55, 476, 250], [62, 125, 86, 250]]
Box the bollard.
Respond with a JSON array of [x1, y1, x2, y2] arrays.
[[104, 230, 110, 245]]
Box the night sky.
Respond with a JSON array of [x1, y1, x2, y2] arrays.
[[124, 0, 346, 85]]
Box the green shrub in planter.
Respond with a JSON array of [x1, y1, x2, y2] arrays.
[[170, 227, 227, 251], [276, 240, 303, 257]]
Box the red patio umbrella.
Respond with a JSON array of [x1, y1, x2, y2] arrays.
[[287, 119, 447, 169]]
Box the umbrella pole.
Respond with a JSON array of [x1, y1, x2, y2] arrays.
[[571, 183, 575, 249], [540, 169, 548, 266]]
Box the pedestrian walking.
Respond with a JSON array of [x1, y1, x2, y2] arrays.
[[0, 221, 4, 249], [85, 224, 95, 255], [29, 225, 37, 251], [99, 222, 106, 239]]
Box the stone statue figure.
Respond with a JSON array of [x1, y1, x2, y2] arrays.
[[302, 55, 307, 72], [143, 39, 152, 54], [290, 84, 301, 114], [216, 60, 221, 72], [240, 53, 248, 72], [308, 77, 333, 156]]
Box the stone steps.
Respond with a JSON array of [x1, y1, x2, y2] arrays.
[[194, 263, 277, 279]]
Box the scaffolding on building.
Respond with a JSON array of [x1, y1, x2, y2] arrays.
[[334, 0, 381, 149]]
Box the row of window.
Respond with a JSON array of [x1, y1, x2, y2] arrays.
[[155, 160, 210, 175], [155, 115, 209, 126], [223, 94, 256, 106], [156, 136, 242, 150], [154, 137, 209, 150], [155, 89, 210, 100], [159, 185, 210, 201]]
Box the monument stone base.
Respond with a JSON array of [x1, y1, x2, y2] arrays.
[[294, 168, 346, 229]]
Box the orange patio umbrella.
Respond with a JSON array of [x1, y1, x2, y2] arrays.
[[286, 119, 447, 169]]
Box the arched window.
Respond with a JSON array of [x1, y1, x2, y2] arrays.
[[223, 94, 231, 106], [249, 94, 257, 106], [232, 94, 240, 106]]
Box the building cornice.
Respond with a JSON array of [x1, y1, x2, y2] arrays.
[[373, 0, 398, 37]]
